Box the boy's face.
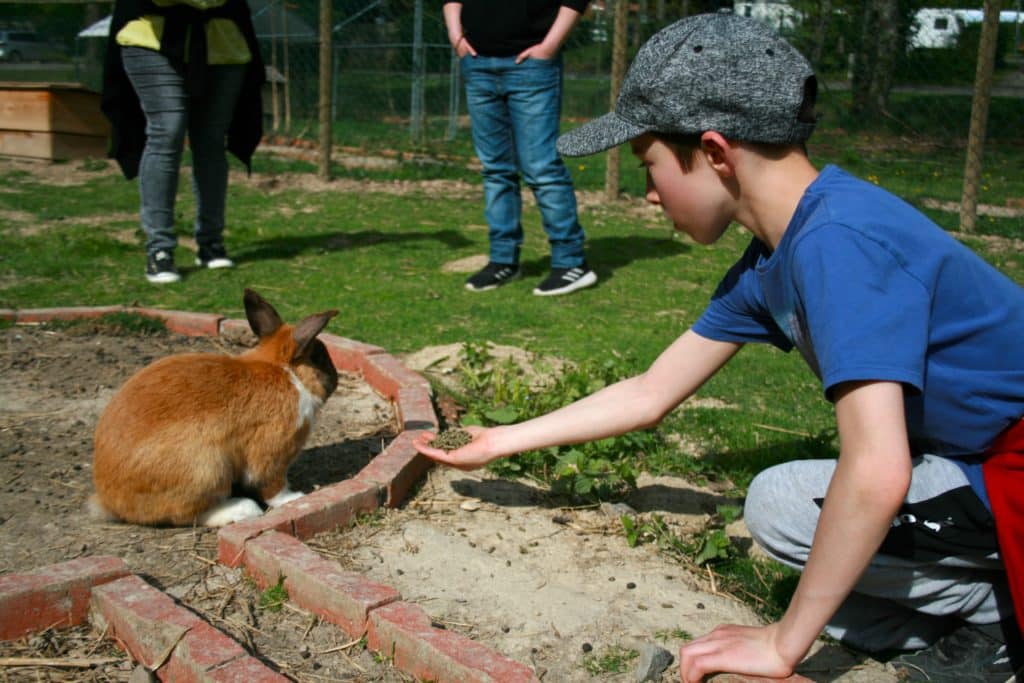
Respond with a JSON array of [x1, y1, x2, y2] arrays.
[[630, 133, 733, 246]]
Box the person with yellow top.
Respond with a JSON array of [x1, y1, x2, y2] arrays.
[[101, 0, 264, 283]]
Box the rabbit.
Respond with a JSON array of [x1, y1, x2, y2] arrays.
[[90, 288, 339, 527]]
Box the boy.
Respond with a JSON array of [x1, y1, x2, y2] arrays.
[[414, 13, 1024, 682]]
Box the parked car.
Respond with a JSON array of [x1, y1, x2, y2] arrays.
[[0, 30, 69, 63]]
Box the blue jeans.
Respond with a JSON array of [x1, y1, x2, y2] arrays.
[[122, 47, 245, 256], [461, 54, 585, 269]]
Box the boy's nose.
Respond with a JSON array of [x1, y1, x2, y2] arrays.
[[645, 171, 660, 205]]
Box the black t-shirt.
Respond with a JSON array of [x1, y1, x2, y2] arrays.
[[456, 0, 589, 57]]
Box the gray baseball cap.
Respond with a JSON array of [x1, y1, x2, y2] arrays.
[[557, 13, 818, 157]]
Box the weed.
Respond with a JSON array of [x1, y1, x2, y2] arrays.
[[351, 509, 387, 528], [453, 344, 665, 502], [257, 576, 288, 612], [655, 627, 692, 642], [582, 644, 639, 675]]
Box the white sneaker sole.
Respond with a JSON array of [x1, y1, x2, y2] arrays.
[[146, 271, 181, 284], [196, 257, 235, 269], [533, 270, 597, 296]]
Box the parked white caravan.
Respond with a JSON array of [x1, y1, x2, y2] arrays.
[[910, 8, 965, 49], [732, 1, 801, 32]]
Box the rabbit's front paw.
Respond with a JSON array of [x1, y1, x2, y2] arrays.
[[265, 486, 304, 508], [198, 498, 264, 527]]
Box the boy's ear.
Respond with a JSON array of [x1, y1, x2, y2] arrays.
[[699, 131, 735, 178]]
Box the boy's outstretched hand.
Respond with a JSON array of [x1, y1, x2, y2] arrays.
[[412, 426, 498, 471], [678, 623, 795, 682]]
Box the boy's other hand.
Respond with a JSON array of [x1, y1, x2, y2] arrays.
[[515, 42, 558, 63], [455, 37, 477, 58], [678, 623, 796, 682], [413, 426, 496, 470]]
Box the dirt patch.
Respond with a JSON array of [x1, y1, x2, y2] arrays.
[[0, 323, 407, 682], [309, 466, 897, 682]]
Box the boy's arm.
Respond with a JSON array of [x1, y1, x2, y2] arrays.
[[416, 330, 741, 469], [516, 5, 584, 62], [442, 2, 475, 56], [678, 380, 912, 681]]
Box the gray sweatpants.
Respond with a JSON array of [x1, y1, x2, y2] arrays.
[[744, 454, 1014, 652]]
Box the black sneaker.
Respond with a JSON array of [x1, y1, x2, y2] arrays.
[[893, 621, 1023, 682], [195, 242, 235, 269], [465, 262, 521, 291], [145, 249, 181, 284], [532, 263, 597, 296]]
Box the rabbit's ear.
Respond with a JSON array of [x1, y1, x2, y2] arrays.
[[292, 309, 339, 359], [244, 288, 285, 339]]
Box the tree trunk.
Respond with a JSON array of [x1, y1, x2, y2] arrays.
[[851, 0, 901, 120], [318, 0, 332, 179], [960, 0, 1002, 232], [810, 0, 832, 65], [604, 0, 629, 200]]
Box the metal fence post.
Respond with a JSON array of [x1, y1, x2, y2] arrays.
[[446, 47, 460, 141], [410, 0, 426, 142], [318, 0, 332, 179]]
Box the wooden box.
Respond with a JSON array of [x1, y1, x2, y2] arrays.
[[0, 82, 109, 160]]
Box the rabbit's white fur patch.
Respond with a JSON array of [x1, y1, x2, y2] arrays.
[[265, 485, 304, 508], [197, 497, 263, 527], [286, 367, 323, 429]]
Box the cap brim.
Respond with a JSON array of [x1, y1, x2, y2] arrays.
[[556, 112, 649, 158]]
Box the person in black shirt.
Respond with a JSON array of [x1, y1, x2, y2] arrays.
[[444, 1, 597, 296]]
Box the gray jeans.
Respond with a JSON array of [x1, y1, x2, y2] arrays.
[[745, 454, 1013, 652], [122, 47, 245, 255]]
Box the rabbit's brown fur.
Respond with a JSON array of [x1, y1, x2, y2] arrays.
[[91, 289, 338, 526]]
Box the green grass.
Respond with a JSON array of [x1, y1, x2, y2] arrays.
[[257, 576, 289, 612]]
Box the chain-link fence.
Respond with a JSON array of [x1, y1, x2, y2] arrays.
[[2, 1, 1022, 177]]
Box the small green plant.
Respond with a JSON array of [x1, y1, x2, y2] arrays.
[[454, 345, 663, 502], [351, 509, 387, 528], [257, 575, 288, 612], [582, 645, 639, 675], [690, 528, 732, 565], [655, 627, 692, 642]]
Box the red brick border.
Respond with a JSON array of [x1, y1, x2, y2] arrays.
[[91, 575, 288, 681], [242, 531, 400, 637], [0, 556, 129, 641], [367, 601, 541, 683]]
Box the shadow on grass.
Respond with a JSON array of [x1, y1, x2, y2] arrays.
[[239, 229, 475, 262], [698, 434, 839, 491], [517, 234, 691, 279]]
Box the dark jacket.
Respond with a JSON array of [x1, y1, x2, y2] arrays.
[[101, 0, 264, 179]]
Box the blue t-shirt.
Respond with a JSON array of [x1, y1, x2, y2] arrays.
[[692, 165, 1024, 508]]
